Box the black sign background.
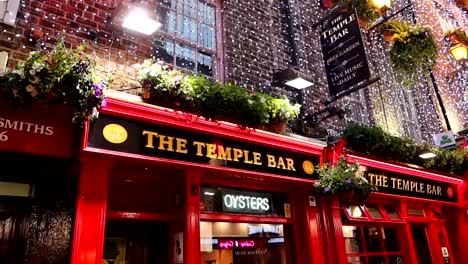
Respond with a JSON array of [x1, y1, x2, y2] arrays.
[[88, 114, 320, 179], [367, 169, 458, 203], [320, 7, 370, 97]]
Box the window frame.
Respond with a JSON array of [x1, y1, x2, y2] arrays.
[[342, 204, 405, 224], [154, 0, 224, 80]]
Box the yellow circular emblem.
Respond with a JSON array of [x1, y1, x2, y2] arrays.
[[102, 124, 128, 144], [302, 160, 315, 175]]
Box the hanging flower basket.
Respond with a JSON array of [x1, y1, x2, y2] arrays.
[[314, 158, 377, 206], [444, 28, 468, 46], [0, 41, 109, 125]]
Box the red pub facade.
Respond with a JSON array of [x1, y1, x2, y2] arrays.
[[65, 97, 466, 264]]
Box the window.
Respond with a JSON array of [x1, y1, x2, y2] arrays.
[[342, 225, 406, 264], [200, 221, 295, 264], [155, 0, 219, 77]]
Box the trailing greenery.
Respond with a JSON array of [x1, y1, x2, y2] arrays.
[[0, 42, 109, 124], [380, 20, 438, 78], [133, 59, 301, 131], [314, 159, 377, 205], [335, 0, 381, 23], [344, 124, 468, 176]]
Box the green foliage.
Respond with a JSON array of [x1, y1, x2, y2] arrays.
[[345, 124, 468, 176], [383, 20, 438, 79], [1, 42, 109, 124], [314, 159, 377, 205], [133, 59, 301, 131], [336, 0, 381, 23]]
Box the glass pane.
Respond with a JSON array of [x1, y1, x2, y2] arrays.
[[368, 256, 385, 264], [200, 221, 295, 264], [158, 8, 176, 34], [384, 206, 402, 220], [363, 227, 383, 252], [178, 15, 197, 42], [407, 208, 425, 217], [383, 228, 400, 252], [367, 205, 384, 219], [197, 51, 213, 76], [179, 0, 197, 17], [342, 226, 363, 254], [200, 24, 215, 49], [176, 43, 195, 70], [346, 206, 366, 218], [347, 256, 365, 264], [388, 255, 404, 264], [153, 38, 174, 64], [199, 3, 215, 25]]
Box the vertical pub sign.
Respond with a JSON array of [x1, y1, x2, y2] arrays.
[[320, 6, 370, 97]]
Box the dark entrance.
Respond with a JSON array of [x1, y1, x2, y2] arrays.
[[410, 224, 433, 264], [103, 220, 170, 264]]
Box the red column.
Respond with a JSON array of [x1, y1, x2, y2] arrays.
[[185, 170, 202, 264], [71, 157, 112, 264], [320, 197, 347, 264]]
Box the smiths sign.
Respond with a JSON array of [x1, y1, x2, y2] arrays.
[[367, 169, 458, 203], [320, 7, 370, 97], [87, 114, 319, 179]]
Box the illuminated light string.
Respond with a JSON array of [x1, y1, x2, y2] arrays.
[[9, 0, 467, 142]]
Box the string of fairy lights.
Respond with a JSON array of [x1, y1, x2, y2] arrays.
[[6, 0, 468, 143]]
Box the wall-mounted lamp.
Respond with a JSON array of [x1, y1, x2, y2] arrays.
[[449, 43, 467, 61], [272, 68, 313, 90], [370, 0, 392, 10], [418, 149, 437, 159], [116, 1, 161, 35]]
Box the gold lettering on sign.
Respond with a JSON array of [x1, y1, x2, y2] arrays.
[[140, 130, 305, 172]]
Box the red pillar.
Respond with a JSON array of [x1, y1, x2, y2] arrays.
[[71, 157, 112, 264], [320, 197, 347, 264], [185, 170, 202, 264]]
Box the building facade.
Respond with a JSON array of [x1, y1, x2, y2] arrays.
[[0, 0, 467, 264]]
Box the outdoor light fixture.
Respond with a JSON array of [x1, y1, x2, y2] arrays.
[[418, 149, 437, 159], [449, 44, 467, 61], [121, 1, 161, 35], [272, 68, 314, 90], [370, 0, 392, 9]]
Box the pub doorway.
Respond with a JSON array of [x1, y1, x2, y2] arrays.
[[410, 223, 433, 264], [103, 219, 170, 264]]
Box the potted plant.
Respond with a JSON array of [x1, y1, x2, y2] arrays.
[[444, 27, 468, 46], [1, 42, 109, 124], [335, 0, 382, 25], [314, 158, 377, 205], [132, 59, 301, 132], [381, 20, 438, 79], [264, 96, 301, 133]]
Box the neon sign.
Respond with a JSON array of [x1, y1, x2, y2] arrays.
[[222, 189, 272, 214], [218, 240, 255, 249]]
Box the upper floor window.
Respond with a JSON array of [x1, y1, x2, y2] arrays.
[[154, 0, 219, 77]]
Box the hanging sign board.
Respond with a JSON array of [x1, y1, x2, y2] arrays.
[[320, 6, 371, 97]]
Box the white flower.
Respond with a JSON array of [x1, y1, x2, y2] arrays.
[[12, 68, 25, 78], [29, 61, 44, 75]]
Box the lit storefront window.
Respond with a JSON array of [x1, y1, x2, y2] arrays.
[[200, 221, 295, 264]]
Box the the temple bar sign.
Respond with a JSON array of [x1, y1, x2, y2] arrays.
[[367, 169, 458, 203], [320, 7, 370, 97]]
